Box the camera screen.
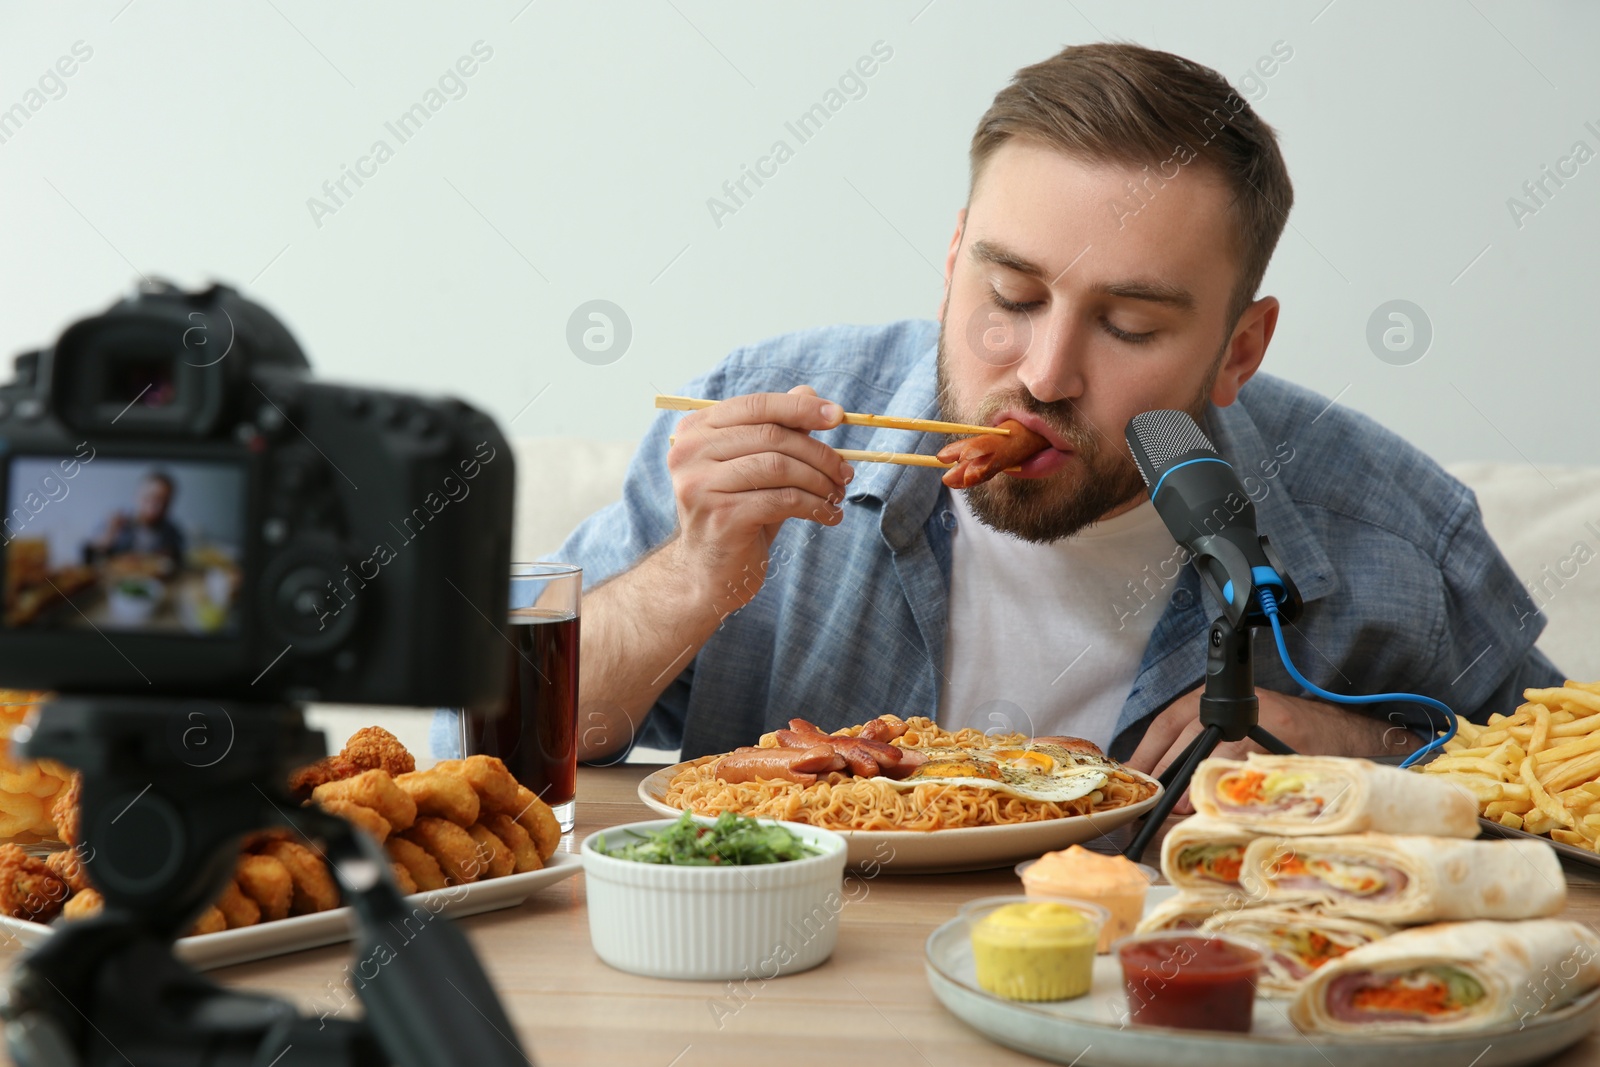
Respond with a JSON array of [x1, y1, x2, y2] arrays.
[[3, 456, 246, 635]]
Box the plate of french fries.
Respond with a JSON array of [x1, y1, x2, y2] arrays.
[[1418, 682, 1600, 861]]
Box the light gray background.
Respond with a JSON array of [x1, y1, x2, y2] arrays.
[[0, 0, 1593, 471]]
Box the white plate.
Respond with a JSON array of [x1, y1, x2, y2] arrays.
[[925, 886, 1600, 1067], [0, 854, 581, 971], [637, 761, 1164, 873]]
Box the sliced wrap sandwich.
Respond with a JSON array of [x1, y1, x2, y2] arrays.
[[1192, 754, 1477, 837], [1240, 833, 1564, 923], [1202, 906, 1394, 995], [1290, 919, 1600, 1034], [1160, 814, 1257, 893], [1134, 892, 1239, 934]]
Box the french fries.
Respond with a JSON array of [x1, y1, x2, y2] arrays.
[[1421, 682, 1600, 851]]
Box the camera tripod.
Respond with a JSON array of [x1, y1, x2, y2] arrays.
[[1, 696, 533, 1067]]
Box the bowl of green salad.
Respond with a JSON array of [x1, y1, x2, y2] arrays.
[[581, 811, 847, 980]]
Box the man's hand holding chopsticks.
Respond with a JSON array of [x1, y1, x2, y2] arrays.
[[572, 386, 851, 759], [666, 385, 851, 611]]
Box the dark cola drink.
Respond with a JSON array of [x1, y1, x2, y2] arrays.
[[464, 606, 579, 831]]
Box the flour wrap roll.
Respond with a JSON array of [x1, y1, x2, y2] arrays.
[[1192, 754, 1477, 837], [1201, 905, 1394, 995], [1290, 920, 1600, 1034], [1240, 833, 1564, 922], [1134, 892, 1238, 934], [1160, 814, 1257, 892]]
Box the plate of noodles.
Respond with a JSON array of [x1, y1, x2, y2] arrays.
[[637, 715, 1162, 872]]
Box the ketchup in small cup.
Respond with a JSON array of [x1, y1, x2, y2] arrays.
[[1116, 932, 1262, 1032]]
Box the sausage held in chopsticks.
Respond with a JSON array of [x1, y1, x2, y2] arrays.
[[936, 419, 1051, 489]]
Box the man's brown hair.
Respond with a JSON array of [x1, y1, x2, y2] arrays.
[[970, 42, 1293, 330]]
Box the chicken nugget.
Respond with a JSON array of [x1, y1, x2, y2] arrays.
[[44, 848, 91, 894], [235, 853, 293, 921], [239, 827, 293, 852], [465, 824, 515, 879], [256, 840, 340, 915], [0, 843, 69, 922], [434, 755, 520, 814], [386, 837, 447, 892], [481, 813, 542, 874], [50, 773, 80, 847], [394, 770, 477, 827], [389, 861, 417, 896], [401, 817, 481, 885], [312, 770, 416, 833], [62, 887, 103, 921], [342, 725, 415, 778], [215, 879, 261, 929], [188, 905, 226, 936], [288, 726, 415, 801], [256, 839, 340, 915], [315, 797, 392, 844], [287, 753, 362, 801], [512, 785, 561, 861]]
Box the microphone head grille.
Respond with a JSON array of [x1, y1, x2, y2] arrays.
[[1125, 410, 1218, 487]]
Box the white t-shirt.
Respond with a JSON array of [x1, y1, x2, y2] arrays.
[[939, 492, 1181, 750]]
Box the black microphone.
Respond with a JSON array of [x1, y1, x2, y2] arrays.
[[1124, 410, 1299, 625]]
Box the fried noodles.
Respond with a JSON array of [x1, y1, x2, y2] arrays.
[[660, 716, 1157, 831]]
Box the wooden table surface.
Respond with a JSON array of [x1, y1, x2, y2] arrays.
[[83, 766, 1600, 1066]]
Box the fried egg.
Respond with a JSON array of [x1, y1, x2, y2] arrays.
[[878, 743, 1110, 804]]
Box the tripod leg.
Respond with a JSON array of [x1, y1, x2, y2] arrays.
[[1248, 725, 1294, 755], [1157, 728, 1209, 789], [7, 915, 382, 1065], [295, 808, 533, 1067], [1122, 724, 1224, 861]]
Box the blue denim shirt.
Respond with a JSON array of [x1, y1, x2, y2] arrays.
[[551, 319, 1562, 761]]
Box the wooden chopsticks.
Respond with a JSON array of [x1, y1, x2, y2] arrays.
[[654, 395, 1009, 437], [666, 438, 956, 470], [830, 448, 977, 470], [666, 437, 1020, 473]]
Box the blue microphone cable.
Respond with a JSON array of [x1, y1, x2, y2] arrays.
[[1255, 587, 1457, 769]]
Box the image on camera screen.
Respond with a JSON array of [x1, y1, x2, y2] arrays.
[[3, 456, 246, 634]]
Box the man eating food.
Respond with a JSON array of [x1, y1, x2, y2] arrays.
[[552, 43, 1560, 781]]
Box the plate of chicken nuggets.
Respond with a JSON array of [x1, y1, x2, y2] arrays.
[[0, 727, 580, 971]]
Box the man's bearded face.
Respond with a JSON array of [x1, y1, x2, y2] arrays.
[[935, 329, 1211, 543], [932, 141, 1243, 542]]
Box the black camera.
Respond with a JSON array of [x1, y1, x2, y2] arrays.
[[0, 280, 514, 706]]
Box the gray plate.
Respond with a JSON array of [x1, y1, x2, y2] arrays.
[[1478, 816, 1600, 869], [0, 854, 582, 971], [925, 915, 1600, 1067]]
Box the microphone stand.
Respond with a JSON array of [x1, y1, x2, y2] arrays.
[[1121, 536, 1303, 862]]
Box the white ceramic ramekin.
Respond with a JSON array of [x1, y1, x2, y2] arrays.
[[580, 818, 848, 980]]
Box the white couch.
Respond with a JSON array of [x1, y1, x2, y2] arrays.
[[310, 441, 1600, 758]]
